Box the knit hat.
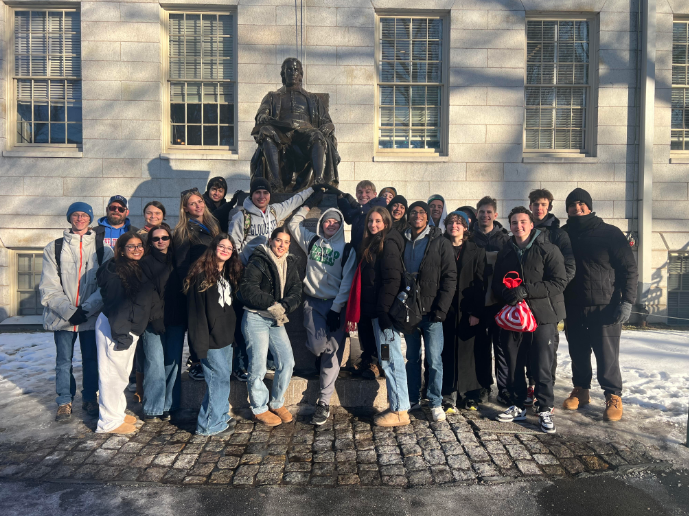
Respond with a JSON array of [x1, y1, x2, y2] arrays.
[[250, 177, 272, 196], [387, 195, 408, 212], [448, 210, 470, 228], [207, 176, 228, 194], [107, 195, 128, 208], [428, 194, 445, 205], [322, 210, 342, 225], [408, 201, 430, 218], [565, 188, 593, 210], [66, 202, 94, 224], [379, 187, 397, 198]]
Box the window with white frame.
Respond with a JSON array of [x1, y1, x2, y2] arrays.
[[672, 21, 689, 152], [667, 252, 689, 325], [13, 9, 82, 146], [14, 251, 44, 316], [525, 18, 593, 153], [376, 15, 446, 153], [166, 12, 236, 149]]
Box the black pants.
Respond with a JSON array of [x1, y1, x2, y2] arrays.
[[527, 330, 560, 384], [357, 315, 378, 365], [565, 305, 622, 396], [501, 323, 556, 410], [475, 306, 505, 391]]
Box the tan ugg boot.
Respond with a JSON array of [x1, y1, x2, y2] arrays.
[[604, 394, 623, 421], [374, 410, 410, 427], [270, 406, 293, 423], [135, 372, 144, 403], [254, 410, 282, 427], [111, 422, 136, 434], [124, 415, 137, 424], [562, 387, 590, 410]]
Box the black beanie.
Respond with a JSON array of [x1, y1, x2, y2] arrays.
[[387, 195, 408, 214], [207, 176, 228, 195], [250, 177, 272, 196], [408, 200, 430, 218], [565, 188, 593, 211]]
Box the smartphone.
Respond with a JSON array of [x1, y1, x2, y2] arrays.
[[380, 344, 390, 361]]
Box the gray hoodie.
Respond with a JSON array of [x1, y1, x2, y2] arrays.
[[403, 224, 432, 274], [229, 187, 313, 265], [288, 206, 357, 313]]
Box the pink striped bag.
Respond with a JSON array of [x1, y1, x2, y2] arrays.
[[495, 272, 538, 333]]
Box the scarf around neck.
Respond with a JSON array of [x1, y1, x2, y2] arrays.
[[264, 244, 288, 298]]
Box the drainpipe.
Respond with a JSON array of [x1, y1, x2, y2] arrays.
[[637, 0, 656, 309]]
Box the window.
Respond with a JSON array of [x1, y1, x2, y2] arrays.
[[12, 9, 82, 146], [14, 251, 44, 316], [165, 12, 236, 150], [672, 21, 689, 152], [668, 253, 689, 325], [376, 15, 446, 153], [525, 18, 594, 154]]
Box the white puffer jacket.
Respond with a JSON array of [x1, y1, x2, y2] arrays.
[[39, 229, 114, 332]]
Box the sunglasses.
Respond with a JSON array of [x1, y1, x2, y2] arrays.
[[108, 205, 126, 213], [151, 236, 170, 243], [181, 188, 200, 197]]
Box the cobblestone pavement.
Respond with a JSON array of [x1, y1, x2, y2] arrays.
[[0, 407, 670, 489]]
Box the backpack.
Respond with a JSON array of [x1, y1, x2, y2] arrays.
[[307, 235, 353, 267], [241, 206, 277, 240], [388, 259, 423, 334], [54, 228, 105, 288]]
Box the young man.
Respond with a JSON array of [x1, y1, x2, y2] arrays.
[[288, 203, 357, 425], [228, 177, 315, 265], [492, 207, 567, 434], [471, 196, 510, 403], [402, 201, 457, 422], [98, 195, 138, 248], [205, 176, 243, 232], [428, 194, 447, 231], [561, 188, 638, 421], [39, 202, 114, 421], [335, 180, 387, 249]]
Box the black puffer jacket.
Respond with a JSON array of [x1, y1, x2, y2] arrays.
[[492, 230, 567, 325], [174, 221, 214, 280], [187, 273, 236, 359], [97, 259, 155, 349], [360, 229, 405, 319], [402, 226, 458, 320], [472, 221, 510, 252], [562, 213, 638, 308], [238, 245, 302, 314], [140, 248, 187, 329], [535, 214, 576, 284], [448, 239, 486, 319]]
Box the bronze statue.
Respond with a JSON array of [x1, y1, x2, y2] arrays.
[[250, 58, 340, 193]]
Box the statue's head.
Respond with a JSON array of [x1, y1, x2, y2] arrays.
[[281, 58, 303, 87]]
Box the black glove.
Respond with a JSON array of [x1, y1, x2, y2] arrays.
[[150, 319, 166, 335], [430, 311, 445, 323], [326, 310, 341, 332], [613, 301, 632, 325], [343, 193, 359, 209], [68, 306, 88, 325], [311, 183, 330, 193], [228, 189, 243, 210], [304, 189, 324, 209], [378, 313, 393, 330], [502, 285, 528, 306]]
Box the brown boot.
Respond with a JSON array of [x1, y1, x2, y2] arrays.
[[111, 422, 136, 434], [362, 362, 380, 380], [55, 403, 72, 422], [374, 410, 410, 427], [270, 406, 293, 423], [562, 387, 590, 410], [604, 394, 623, 421], [124, 415, 137, 424], [254, 410, 282, 427], [135, 372, 144, 403]]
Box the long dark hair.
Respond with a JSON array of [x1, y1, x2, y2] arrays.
[[113, 231, 144, 299], [145, 223, 173, 263], [184, 233, 243, 293], [359, 207, 392, 263]]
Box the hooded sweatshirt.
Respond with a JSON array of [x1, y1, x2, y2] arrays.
[[97, 216, 138, 248], [288, 206, 357, 313], [229, 187, 313, 265], [472, 220, 510, 252], [403, 224, 432, 274], [428, 194, 448, 232]]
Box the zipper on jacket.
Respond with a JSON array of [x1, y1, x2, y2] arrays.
[[73, 236, 84, 331]]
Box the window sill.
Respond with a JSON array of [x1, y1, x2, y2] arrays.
[[373, 154, 448, 162], [160, 152, 238, 161], [669, 157, 689, 164], [522, 155, 597, 164], [3, 149, 83, 158]]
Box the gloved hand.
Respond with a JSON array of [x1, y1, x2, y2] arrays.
[[150, 319, 166, 335], [326, 310, 341, 332], [430, 311, 445, 323], [343, 193, 359, 208], [502, 285, 528, 306], [68, 306, 89, 325], [311, 183, 330, 193], [304, 189, 324, 209], [228, 189, 243, 209], [267, 303, 286, 320], [377, 313, 393, 330], [613, 301, 632, 325], [275, 313, 290, 326]]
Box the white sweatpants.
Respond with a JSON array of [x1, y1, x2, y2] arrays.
[[95, 313, 138, 433]]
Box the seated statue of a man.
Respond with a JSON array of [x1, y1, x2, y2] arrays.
[[250, 58, 340, 193]]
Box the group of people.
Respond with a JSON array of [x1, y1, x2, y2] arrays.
[[39, 175, 638, 437]]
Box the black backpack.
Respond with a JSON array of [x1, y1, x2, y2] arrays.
[[388, 259, 422, 334], [307, 235, 353, 267], [54, 228, 105, 288]]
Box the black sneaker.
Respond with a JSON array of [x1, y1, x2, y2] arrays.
[[479, 388, 491, 403], [232, 370, 248, 382], [161, 411, 172, 421], [496, 389, 512, 406], [310, 403, 330, 425], [144, 415, 162, 423], [55, 403, 72, 422], [188, 363, 204, 381], [464, 399, 479, 411], [211, 418, 237, 438], [82, 401, 99, 417]]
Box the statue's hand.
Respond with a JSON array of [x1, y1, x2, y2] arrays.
[[257, 114, 272, 125]]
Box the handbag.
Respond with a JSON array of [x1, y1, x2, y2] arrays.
[[494, 271, 537, 332]]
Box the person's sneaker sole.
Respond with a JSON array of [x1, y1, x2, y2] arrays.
[[541, 424, 556, 434], [144, 415, 162, 423]]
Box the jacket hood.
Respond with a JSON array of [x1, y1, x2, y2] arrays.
[[535, 213, 560, 229], [511, 229, 543, 251], [96, 257, 118, 284], [404, 224, 442, 243], [316, 208, 346, 243], [428, 194, 448, 231], [62, 228, 96, 245], [475, 220, 508, 237], [97, 216, 132, 230]]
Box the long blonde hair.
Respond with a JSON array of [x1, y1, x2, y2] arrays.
[[173, 190, 220, 245]]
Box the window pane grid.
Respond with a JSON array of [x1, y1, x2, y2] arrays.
[[672, 22, 689, 151], [17, 252, 43, 316], [378, 16, 443, 150], [525, 20, 589, 151], [169, 12, 234, 147]]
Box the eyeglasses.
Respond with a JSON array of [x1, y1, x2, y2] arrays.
[[181, 188, 200, 197], [217, 244, 234, 252], [108, 205, 126, 213], [409, 210, 427, 218], [125, 244, 144, 251], [151, 236, 170, 242], [71, 214, 90, 220]]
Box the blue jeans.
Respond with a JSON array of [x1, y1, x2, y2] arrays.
[[197, 345, 234, 435], [404, 315, 445, 408], [54, 330, 98, 406], [372, 318, 410, 412], [142, 325, 186, 416], [242, 311, 295, 415]]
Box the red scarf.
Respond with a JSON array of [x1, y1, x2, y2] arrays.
[[345, 261, 362, 332]]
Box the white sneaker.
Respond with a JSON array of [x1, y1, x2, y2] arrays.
[[539, 411, 556, 434], [430, 406, 446, 422], [496, 405, 527, 422]]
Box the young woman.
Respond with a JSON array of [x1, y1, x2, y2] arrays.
[[239, 227, 301, 427], [173, 188, 220, 381], [387, 194, 408, 235], [95, 232, 154, 434], [137, 201, 167, 243], [440, 211, 486, 413], [139, 223, 187, 422], [185, 234, 243, 436]]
